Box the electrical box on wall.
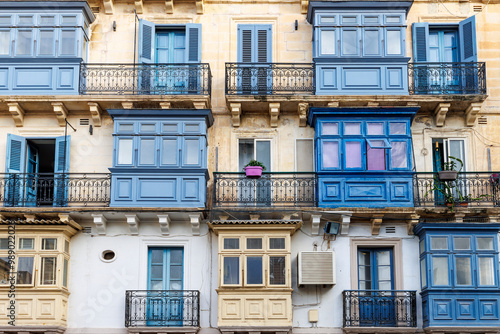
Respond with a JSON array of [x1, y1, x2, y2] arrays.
[[297, 251, 335, 286]]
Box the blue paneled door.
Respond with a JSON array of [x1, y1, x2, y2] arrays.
[[156, 30, 187, 93], [25, 143, 39, 206], [147, 247, 184, 326], [358, 248, 395, 327], [429, 30, 459, 92]]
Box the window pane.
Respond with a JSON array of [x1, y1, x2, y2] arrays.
[[0, 238, 7, 249], [386, 30, 401, 55], [419, 239, 425, 254], [162, 139, 177, 165], [345, 122, 361, 135], [320, 30, 336, 55], [17, 257, 34, 284], [477, 237, 494, 250], [431, 237, 448, 250], [185, 124, 200, 132], [140, 124, 156, 132], [323, 122, 339, 135], [455, 257, 472, 285], [223, 238, 239, 250], [269, 238, 285, 249], [63, 258, 68, 287], [247, 256, 263, 284], [39, 30, 54, 56], [61, 30, 76, 56], [390, 141, 407, 169], [420, 258, 427, 287], [389, 122, 406, 135], [345, 142, 362, 168], [18, 16, 33, 25], [367, 122, 384, 135], [256, 141, 271, 171], [139, 138, 155, 165], [40, 15, 55, 25], [61, 16, 77, 25], [118, 124, 134, 132], [454, 237, 470, 250], [342, 30, 357, 55], [246, 238, 262, 249], [0, 257, 9, 284], [364, 30, 379, 55], [42, 238, 57, 250], [0, 31, 9, 55], [41, 257, 57, 285], [367, 144, 385, 170], [223, 257, 239, 284], [64, 240, 70, 253], [118, 139, 133, 165], [184, 139, 200, 165], [19, 238, 34, 250], [163, 124, 177, 132], [478, 257, 494, 285], [17, 30, 32, 55], [432, 257, 449, 285], [322, 141, 339, 168], [170, 249, 182, 263], [270, 256, 286, 285], [239, 140, 254, 170], [0, 16, 11, 25]]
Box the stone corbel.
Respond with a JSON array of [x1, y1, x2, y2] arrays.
[[455, 213, 465, 223], [165, 0, 174, 14], [24, 214, 36, 222], [301, 0, 308, 14], [310, 214, 322, 236], [134, 0, 144, 14], [92, 214, 107, 235], [103, 0, 114, 14], [88, 102, 102, 127], [269, 102, 280, 128], [125, 214, 140, 235], [339, 214, 351, 235], [196, 0, 204, 14], [7, 102, 25, 127], [189, 214, 202, 235], [433, 103, 451, 127], [298, 103, 308, 127], [250, 214, 260, 221], [193, 101, 208, 109], [230, 103, 241, 127], [327, 101, 339, 108], [52, 102, 68, 127], [465, 102, 482, 126], [122, 102, 134, 109], [407, 214, 420, 235], [371, 215, 384, 235], [488, 215, 499, 223], [157, 214, 171, 236], [159, 102, 171, 109], [58, 213, 72, 223]]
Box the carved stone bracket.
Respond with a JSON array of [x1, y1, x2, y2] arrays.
[[193, 101, 208, 109], [196, 0, 204, 14], [298, 103, 309, 127], [24, 214, 36, 222], [189, 214, 202, 236], [434, 103, 451, 127], [455, 213, 466, 224], [340, 214, 351, 235], [134, 0, 144, 14], [125, 214, 140, 235], [165, 0, 174, 14], [465, 102, 482, 126], [407, 214, 420, 235], [103, 0, 114, 14], [269, 102, 280, 128], [92, 214, 107, 235], [157, 214, 171, 236], [301, 0, 308, 14], [7, 102, 25, 127], [52, 102, 68, 127], [159, 102, 171, 109], [230, 103, 241, 127], [371, 215, 384, 235], [310, 214, 322, 236], [122, 102, 134, 109], [88, 102, 102, 127]]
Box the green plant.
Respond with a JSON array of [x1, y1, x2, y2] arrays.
[[442, 156, 463, 172], [243, 160, 266, 171]]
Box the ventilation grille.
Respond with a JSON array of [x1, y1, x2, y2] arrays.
[[298, 251, 335, 286], [473, 5, 483, 12], [385, 226, 396, 234], [80, 118, 90, 126], [83, 226, 92, 234], [478, 117, 487, 124], [91, 6, 100, 13]]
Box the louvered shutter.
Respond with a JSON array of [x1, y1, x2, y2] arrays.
[[256, 25, 272, 62], [185, 23, 202, 63], [238, 25, 253, 62], [412, 23, 429, 62], [237, 24, 272, 62], [55, 136, 71, 173], [6, 134, 26, 174], [459, 16, 477, 62], [139, 19, 155, 63]]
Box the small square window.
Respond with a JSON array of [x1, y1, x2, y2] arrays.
[[477, 237, 494, 250], [0, 238, 8, 249], [320, 16, 335, 24], [454, 237, 470, 250], [40, 15, 55, 25], [163, 124, 178, 133], [389, 122, 406, 135], [323, 122, 339, 135], [140, 124, 156, 132], [246, 238, 262, 249], [0, 16, 11, 25], [42, 238, 57, 250], [19, 238, 34, 250], [18, 15, 33, 25], [185, 124, 200, 132], [367, 122, 384, 135], [270, 238, 285, 249], [223, 238, 239, 250], [61, 16, 77, 25], [344, 122, 361, 135], [430, 237, 448, 250], [118, 124, 134, 132]]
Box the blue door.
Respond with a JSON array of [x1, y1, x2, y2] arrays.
[[429, 30, 459, 92], [155, 31, 186, 93], [358, 248, 395, 326], [147, 247, 184, 326], [25, 143, 39, 206]]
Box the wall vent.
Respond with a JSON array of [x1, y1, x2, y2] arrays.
[[385, 226, 396, 234], [473, 5, 482, 12], [80, 118, 90, 126], [478, 117, 487, 124], [298, 251, 335, 286], [83, 226, 92, 234], [91, 6, 100, 13]]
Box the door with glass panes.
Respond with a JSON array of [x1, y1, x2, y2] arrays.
[[155, 30, 187, 92], [239, 139, 271, 205], [147, 247, 184, 326], [429, 29, 460, 92]]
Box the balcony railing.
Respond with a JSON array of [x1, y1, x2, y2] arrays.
[[225, 63, 314, 95], [343, 290, 417, 328], [0, 173, 111, 207], [408, 62, 486, 95], [413, 172, 500, 207], [125, 290, 200, 327], [79, 63, 211, 95], [213, 172, 316, 207]]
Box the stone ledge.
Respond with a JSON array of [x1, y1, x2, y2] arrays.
[[127, 327, 199, 334], [0, 326, 66, 334]]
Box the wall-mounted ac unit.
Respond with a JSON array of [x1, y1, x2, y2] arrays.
[[297, 251, 335, 286]]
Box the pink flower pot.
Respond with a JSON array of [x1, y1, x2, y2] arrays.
[[244, 166, 263, 178]]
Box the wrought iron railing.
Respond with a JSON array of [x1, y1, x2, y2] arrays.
[[225, 63, 314, 95], [343, 290, 417, 328], [213, 172, 316, 207], [413, 172, 500, 207], [79, 63, 211, 95], [0, 173, 111, 207], [125, 290, 200, 327], [408, 62, 486, 95]]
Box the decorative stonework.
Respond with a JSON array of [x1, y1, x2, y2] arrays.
[[310, 214, 322, 236], [7, 102, 25, 127], [88, 102, 102, 127], [125, 214, 140, 235], [52, 102, 68, 127], [189, 214, 202, 236], [134, 0, 144, 14], [465, 102, 482, 126], [122, 102, 134, 109], [196, 0, 204, 14], [92, 214, 107, 235], [433, 103, 451, 127], [193, 101, 208, 109], [157, 214, 171, 236], [371, 216, 384, 235], [298, 102, 308, 127], [103, 0, 114, 14], [166, 0, 174, 13], [269, 102, 280, 127], [301, 0, 308, 14], [230, 103, 241, 127]]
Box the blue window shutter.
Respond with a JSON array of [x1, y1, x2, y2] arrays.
[[185, 23, 202, 63], [139, 19, 155, 63], [459, 16, 477, 62], [256, 25, 272, 62], [54, 136, 71, 173], [238, 25, 253, 62], [412, 23, 429, 62], [6, 134, 26, 174], [238, 24, 272, 62]]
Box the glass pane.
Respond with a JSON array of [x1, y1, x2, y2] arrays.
[[170, 281, 182, 290], [40, 16, 55, 25], [367, 123, 384, 135], [477, 237, 494, 250], [42, 238, 57, 250], [184, 139, 200, 165], [150, 265, 163, 280], [345, 142, 362, 168], [345, 122, 361, 135], [478, 257, 494, 285], [389, 122, 406, 135], [364, 30, 379, 55], [376, 250, 391, 265], [170, 265, 182, 280], [246, 238, 262, 249], [0, 31, 9, 55], [17, 30, 32, 55], [367, 145, 385, 170], [420, 258, 427, 287], [358, 251, 371, 266], [63, 259, 68, 287], [20, 238, 34, 250], [119, 124, 134, 132], [0, 238, 7, 249], [118, 139, 133, 165], [0, 16, 10, 25], [41, 257, 57, 285], [0, 257, 9, 284], [323, 122, 339, 135], [432, 257, 449, 285], [364, 16, 379, 23], [256, 141, 271, 171], [239, 140, 254, 170], [322, 141, 339, 168], [269, 256, 286, 285], [269, 238, 285, 249], [185, 124, 200, 132], [358, 265, 371, 281], [342, 30, 357, 55], [321, 17, 335, 24], [359, 280, 372, 290], [170, 249, 183, 263], [390, 141, 408, 169], [223, 257, 239, 284], [448, 140, 465, 169], [162, 139, 177, 165], [139, 138, 155, 165], [17, 257, 34, 284], [386, 30, 401, 55], [455, 257, 472, 285], [61, 16, 77, 25], [39, 30, 54, 55], [140, 124, 156, 132], [163, 124, 177, 132], [296, 139, 314, 172], [454, 237, 470, 250], [61, 30, 76, 56], [151, 281, 162, 290], [320, 30, 336, 55], [378, 281, 392, 290], [247, 256, 263, 284], [224, 238, 239, 250], [431, 237, 448, 250], [386, 16, 400, 23], [65, 240, 70, 253], [342, 16, 357, 24], [419, 239, 425, 254], [18, 16, 33, 25], [150, 249, 163, 263]]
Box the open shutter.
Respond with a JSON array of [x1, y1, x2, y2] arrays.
[[459, 16, 477, 62], [54, 136, 70, 207], [139, 19, 155, 64], [6, 134, 26, 174], [412, 23, 429, 62], [185, 23, 202, 63], [55, 136, 71, 173], [256, 25, 272, 63]]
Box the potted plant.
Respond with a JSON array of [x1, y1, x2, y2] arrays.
[[437, 156, 463, 181], [243, 160, 266, 178]]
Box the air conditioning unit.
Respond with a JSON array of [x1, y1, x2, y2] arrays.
[[297, 251, 335, 286]]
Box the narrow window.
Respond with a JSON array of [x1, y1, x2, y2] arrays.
[[0, 31, 10, 55], [41, 257, 57, 285], [455, 257, 472, 285], [117, 139, 133, 165], [63, 258, 68, 287], [42, 238, 57, 250], [345, 142, 362, 168], [17, 257, 34, 284], [322, 141, 339, 168], [432, 257, 449, 285], [19, 238, 34, 250], [269, 256, 286, 285], [223, 257, 239, 284], [246, 256, 263, 284], [390, 141, 408, 169], [17, 30, 32, 56], [478, 257, 495, 285], [224, 238, 239, 250], [320, 30, 336, 55]]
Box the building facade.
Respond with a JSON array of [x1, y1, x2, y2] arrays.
[[0, 0, 499, 333]]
